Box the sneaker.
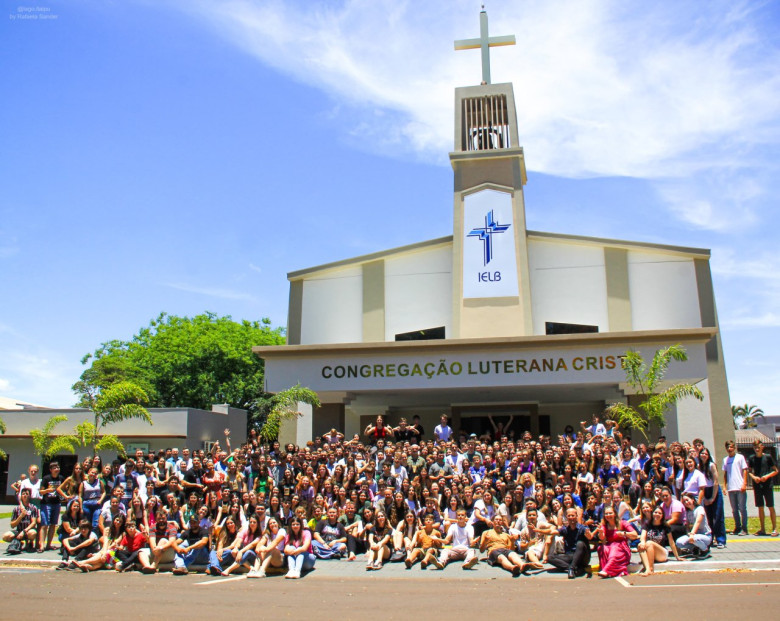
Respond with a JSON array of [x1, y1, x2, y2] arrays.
[[715, 542, 725, 549], [430, 557, 444, 570], [463, 556, 478, 570], [286, 570, 296, 578], [56, 562, 68, 570], [420, 560, 428, 569], [247, 570, 265, 579], [404, 558, 412, 569], [172, 566, 188, 575], [511, 565, 522, 577], [141, 566, 156, 574]]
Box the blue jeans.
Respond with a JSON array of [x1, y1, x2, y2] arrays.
[[82, 501, 101, 530], [312, 540, 346, 559], [239, 550, 257, 566], [208, 549, 234, 572], [705, 487, 727, 545], [728, 490, 748, 533], [286, 552, 315, 574], [174, 546, 210, 569]]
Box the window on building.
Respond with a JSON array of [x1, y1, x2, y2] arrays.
[[395, 326, 446, 341], [545, 322, 599, 335]]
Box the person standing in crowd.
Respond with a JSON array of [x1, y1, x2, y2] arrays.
[[748, 440, 778, 536], [722, 440, 749, 536], [38, 461, 64, 553]]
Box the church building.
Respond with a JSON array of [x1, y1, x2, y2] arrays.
[[253, 11, 733, 454]]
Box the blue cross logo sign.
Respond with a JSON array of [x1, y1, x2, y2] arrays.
[[468, 210, 511, 266]]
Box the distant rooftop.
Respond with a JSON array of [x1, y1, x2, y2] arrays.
[[0, 396, 51, 410]]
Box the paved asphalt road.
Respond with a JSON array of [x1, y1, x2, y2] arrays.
[[1, 568, 779, 619]]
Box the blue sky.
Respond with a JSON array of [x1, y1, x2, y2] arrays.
[[1, 0, 779, 415]]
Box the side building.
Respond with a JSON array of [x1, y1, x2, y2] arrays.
[[0, 404, 246, 502]]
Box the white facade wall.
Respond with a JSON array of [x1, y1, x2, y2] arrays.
[[300, 265, 363, 344], [627, 251, 701, 330], [384, 246, 453, 341], [528, 240, 609, 335]]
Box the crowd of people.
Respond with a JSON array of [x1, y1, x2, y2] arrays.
[[2, 413, 777, 580]]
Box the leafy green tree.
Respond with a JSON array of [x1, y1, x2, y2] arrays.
[[606, 345, 704, 438], [73, 313, 285, 421], [254, 384, 321, 442], [30, 415, 79, 459], [731, 404, 765, 429], [74, 381, 152, 456], [0, 415, 7, 460]]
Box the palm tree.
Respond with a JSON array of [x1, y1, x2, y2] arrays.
[[606, 344, 704, 438], [0, 415, 6, 460], [732, 404, 765, 429], [253, 384, 320, 442]]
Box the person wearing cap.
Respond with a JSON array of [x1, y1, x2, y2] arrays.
[[172, 515, 210, 574]]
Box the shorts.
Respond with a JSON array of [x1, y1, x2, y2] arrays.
[[753, 484, 775, 509], [488, 548, 512, 565], [40, 503, 61, 526]]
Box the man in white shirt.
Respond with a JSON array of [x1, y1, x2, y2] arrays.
[[438, 509, 478, 569], [434, 414, 453, 443], [722, 440, 749, 536]]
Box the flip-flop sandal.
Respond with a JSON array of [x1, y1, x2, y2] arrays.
[[771, 531, 779, 537], [755, 531, 767, 536]]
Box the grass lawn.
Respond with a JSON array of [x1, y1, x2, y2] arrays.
[[724, 517, 778, 533], [0, 512, 11, 519]]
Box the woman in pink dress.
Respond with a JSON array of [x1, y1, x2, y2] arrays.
[[596, 506, 638, 577]]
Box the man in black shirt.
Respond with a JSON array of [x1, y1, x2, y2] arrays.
[[172, 516, 210, 574], [546, 507, 596, 578], [38, 461, 64, 552], [182, 457, 206, 498], [748, 441, 778, 536]]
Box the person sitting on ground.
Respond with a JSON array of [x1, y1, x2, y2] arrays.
[[58, 519, 99, 570], [518, 508, 552, 569], [172, 515, 210, 575], [220, 513, 262, 576], [478, 514, 528, 577], [113, 520, 148, 572], [365, 511, 393, 571], [405, 513, 443, 569], [73, 513, 126, 572], [547, 507, 597, 579], [439, 508, 478, 570], [138, 510, 175, 573], [248, 517, 287, 578], [206, 515, 239, 576], [2, 488, 39, 553], [637, 505, 681, 576], [283, 517, 315, 579], [312, 507, 348, 559], [676, 493, 712, 559], [595, 505, 638, 578]]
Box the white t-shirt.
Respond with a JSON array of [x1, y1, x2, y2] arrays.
[[447, 523, 474, 551], [470, 499, 495, 525], [434, 424, 453, 442], [722, 453, 748, 491], [19, 478, 41, 500], [677, 469, 707, 495]]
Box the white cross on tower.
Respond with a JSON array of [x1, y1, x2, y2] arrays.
[[454, 8, 516, 85]]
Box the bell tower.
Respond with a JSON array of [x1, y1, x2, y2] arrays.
[[450, 9, 533, 339]]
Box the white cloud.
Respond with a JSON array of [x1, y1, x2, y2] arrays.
[[165, 282, 258, 301], [164, 0, 780, 232], [248, 263, 263, 274]]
